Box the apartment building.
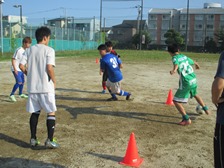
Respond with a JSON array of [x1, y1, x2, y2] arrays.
[[47, 17, 100, 41], [148, 3, 224, 48]]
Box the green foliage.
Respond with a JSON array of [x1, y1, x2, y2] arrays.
[[11, 37, 18, 51], [204, 38, 217, 53], [164, 29, 184, 46], [132, 31, 151, 49]]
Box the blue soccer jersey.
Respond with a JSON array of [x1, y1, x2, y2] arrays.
[[100, 53, 123, 82]]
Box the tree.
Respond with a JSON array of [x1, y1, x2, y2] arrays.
[[164, 29, 184, 47], [132, 31, 151, 49], [215, 29, 224, 52], [204, 38, 217, 53]]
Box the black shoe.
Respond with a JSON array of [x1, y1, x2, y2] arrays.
[[107, 97, 118, 101], [126, 93, 131, 100]]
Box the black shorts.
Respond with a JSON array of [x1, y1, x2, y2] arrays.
[[214, 123, 224, 168]]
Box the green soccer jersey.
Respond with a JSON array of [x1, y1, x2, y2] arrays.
[[172, 54, 197, 89]]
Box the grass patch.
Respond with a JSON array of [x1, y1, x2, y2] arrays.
[[55, 50, 220, 63], [0, 50, 220, 63]]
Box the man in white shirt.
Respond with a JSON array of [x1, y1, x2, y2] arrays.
[[20, 26, 59, 149], [9, 37, 31, 102]]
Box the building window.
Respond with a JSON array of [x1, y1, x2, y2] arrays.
[[149, 21, 157, 29], [180, 15, 187, 20], [117, 30, 123, 35], [150, 31, 157, 40], [194, 32, 203, 41], [207, 24, 213, 30], [161, 31, 166, 40], [162, 21, 170, 29], [207, 15, 214, 20], [149, 15, 157, 20], [195, 24, 203, 30], [162, 15, 170, 20], [220, 15, 224, 21], [195, 15, 203, 20], [180, 24, 186, 30]]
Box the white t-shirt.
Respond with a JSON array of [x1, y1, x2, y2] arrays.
[[11, 47, 25, 72], [20, 44, 55, 93]]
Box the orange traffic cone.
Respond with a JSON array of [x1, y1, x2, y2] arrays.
[[96, 58, 99, 64], [119, 132, 143, 167], [165, 89, 174, 105]]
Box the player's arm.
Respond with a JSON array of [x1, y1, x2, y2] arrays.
[[194, 61, 200, 69], [212, 77, 224, 105], [99, 68, 103, 75], [47, 64, 56, 89], [117, 57, 123, 69], [12, 58, 18, 75], [170, 64, 178, 75], [19, 54, 27, 75], [19, 63, 27, 75]]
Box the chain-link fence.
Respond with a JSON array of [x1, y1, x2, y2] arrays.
[[2, 20, 103, 52]]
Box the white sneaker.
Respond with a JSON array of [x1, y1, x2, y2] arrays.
[[9, 95, 17, 102]]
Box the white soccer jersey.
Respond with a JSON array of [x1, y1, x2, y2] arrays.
[[20, 44, 55, 93], [11, 47, 25, 72]]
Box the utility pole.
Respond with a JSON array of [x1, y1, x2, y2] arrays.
[[139, 0, 143, 50], [0, 0, 4, 55], [100, 0, 102, 42], [13, 4, 23, 42], [185, 0, 189, 52], [136, 5, 141, 34]]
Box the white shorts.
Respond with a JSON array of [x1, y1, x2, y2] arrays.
[[106, 79, 121, 94], [27, 93, 57, 113]]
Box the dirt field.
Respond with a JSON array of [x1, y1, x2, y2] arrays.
[[0, 56, 218, 168]]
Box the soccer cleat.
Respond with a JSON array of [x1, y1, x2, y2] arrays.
[[178, 119, 192, 126], [126, 93, 132, 100], [107, 97, 118, 101], [19, 94, 28, 98], [45, 138, 59, 149], [30, 138, 40, 147], [9, 95, 17, 102], [102, 90, 106, 94]]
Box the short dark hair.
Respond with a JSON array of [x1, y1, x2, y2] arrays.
[[35, 26, 51, 43], [167, 44, 179, 53], [97, 44, 107, 50], [105, 41, 113, 47], [22, 37, 32, 44]]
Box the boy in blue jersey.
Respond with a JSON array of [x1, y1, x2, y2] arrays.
[[9, 37, 32, 102], [98, 44, 131, 101], [101, 41, 121, 94]]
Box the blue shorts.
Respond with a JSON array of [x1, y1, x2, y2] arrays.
[[13, 71, 25, 83]]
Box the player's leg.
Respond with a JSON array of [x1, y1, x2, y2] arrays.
[[9, 71, 20, 102], [40, 93, 59, 148], [106, 80, 118, 101], [102, 72, 107, 93], [173, 88, 191, 125], [30, 111, 40, 146], [214, 123, 224, 168], [191, 87, 209, 115], [115, 82, 132, 100], [27, 93, 41, 147], [18, 72, 28, 98]]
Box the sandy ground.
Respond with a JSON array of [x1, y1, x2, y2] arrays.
[[0, 56, 218, 168]]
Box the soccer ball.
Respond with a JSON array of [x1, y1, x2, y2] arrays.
[[196, 105, 205, 114]]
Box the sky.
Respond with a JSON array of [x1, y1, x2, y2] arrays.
[[2, 0, 224, 27]]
